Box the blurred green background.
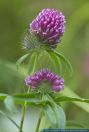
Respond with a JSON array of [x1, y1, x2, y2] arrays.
[[0, 0, 89, 131]]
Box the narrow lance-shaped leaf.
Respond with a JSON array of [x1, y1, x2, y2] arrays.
[[54, 86, 89, 113], [28, 52, 38, 74], [47, 50, 62, 75], [43, 104, 57, 128], [36, 50, 55, 71], [54, 95, 89, 103], [12, 93, 48, 106], [52, 103, 66, 128], [4, 96, 17, 114], [52, 49, 73, 76], [16, 53, 30, 69], [47, 95, 66, 128]]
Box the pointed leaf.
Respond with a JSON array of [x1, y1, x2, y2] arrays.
[[53, 50, 73, 76], [36, 50, 55, 71], [13, 93, 48, 106], [16, 53, 30, 68], [47, 50, 62, 75], [54, 87, 89, 113], [43, 104, 57, 128], [54, 95, 89, 103], [28, 52, 38, 74], [46, 95, 66, 128], [52, 104, 66, 128], [4, 96, 17, 113]]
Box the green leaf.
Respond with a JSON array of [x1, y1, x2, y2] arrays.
[[0, 110, 21, 131], [46, 95, 66, 128], [13, 93, 48, 106], [43, 104, 57, 128], [1, 93, 46, 107], [28, 52, 38, 74], [54, 95, 89, 103], [54, 86, 89, 113], [47, 50, 62, 75], [52, 104, 66, 128], [43, 102, 66, 129], [0, 93, 8, 100], [14, 92, 41, 98], [16, 53, 30, 69], [66, 121, 86, 128], [36, 50, 55, 71], [4, 96, 17, 113], [52, 50, 73, 76], [64, 87, 89, 113]]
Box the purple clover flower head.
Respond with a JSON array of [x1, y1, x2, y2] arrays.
[[25, 69, 64, 92], [30, 9, 65, 48]]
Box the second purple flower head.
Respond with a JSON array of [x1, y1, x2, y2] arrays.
[[25, 69, 64, 93]]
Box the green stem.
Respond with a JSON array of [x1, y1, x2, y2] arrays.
[[35, 110, 43, 132], [30, 52, 38, 75], [19, 88, 30, 132], [19, 103, 26, 132], [19, 53, 38, 132]]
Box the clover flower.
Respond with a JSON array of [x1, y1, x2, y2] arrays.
[[25, 69, 64, 92], [30, 9, 65, 48]]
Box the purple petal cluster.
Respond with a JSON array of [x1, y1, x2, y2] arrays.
[[30, 9, 65, 47], [25, 69, 64, 92]]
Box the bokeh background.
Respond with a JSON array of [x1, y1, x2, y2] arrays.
[[0, 0, 89, 131]]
